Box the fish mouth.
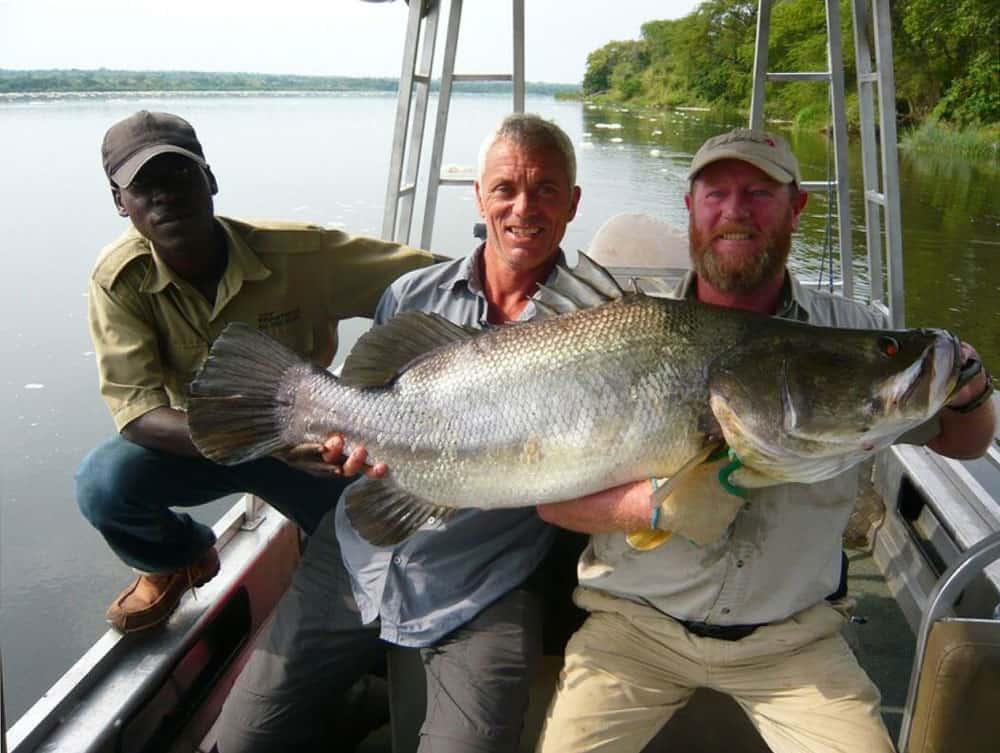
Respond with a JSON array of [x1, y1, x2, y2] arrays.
[[882, 331, 960, 416]]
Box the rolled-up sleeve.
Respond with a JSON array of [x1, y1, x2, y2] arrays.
[[323, 232, 434, 320]]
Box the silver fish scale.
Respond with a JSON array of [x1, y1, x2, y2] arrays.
[[324, 296, 731, 509]]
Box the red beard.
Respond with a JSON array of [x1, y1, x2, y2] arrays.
[[689, 220, 793, 294]]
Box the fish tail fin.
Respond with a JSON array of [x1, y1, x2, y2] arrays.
[[188, 322, 322, 464]]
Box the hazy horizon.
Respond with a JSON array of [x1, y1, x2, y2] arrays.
[[0, 0, 701, 85]]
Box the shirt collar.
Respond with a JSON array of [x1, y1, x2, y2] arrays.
[[674, 269, 810, 322], [436, 243, 488, 295], [140, 217, 271, 301], [439, 243, 568, 321]]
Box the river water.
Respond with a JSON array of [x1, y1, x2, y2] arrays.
[[0, 92, 997, 721]]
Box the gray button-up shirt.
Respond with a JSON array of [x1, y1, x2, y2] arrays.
[[335, 246, 560, 646], [578, 271, 913, 626]]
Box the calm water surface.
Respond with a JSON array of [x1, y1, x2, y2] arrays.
[[1, 93, 997, 719]]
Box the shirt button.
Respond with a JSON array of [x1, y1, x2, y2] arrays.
[[721, 608, 731, 615], [393, 556, 402, 565], [736, 560, 744, 568], [427, 516, 436, 525]]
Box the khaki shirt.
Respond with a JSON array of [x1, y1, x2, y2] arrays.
[[88, 217, 432, 430], [578, 271, 932, 625]]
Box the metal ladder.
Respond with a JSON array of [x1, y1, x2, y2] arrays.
[[381, 0, 525, 250], [750, 0, 905, 326]]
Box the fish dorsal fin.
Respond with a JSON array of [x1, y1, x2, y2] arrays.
[[575, 250, 626, 298], [530, 251, 624, 320], [345, 478, 459, 546], [340, 311, 479, 387]]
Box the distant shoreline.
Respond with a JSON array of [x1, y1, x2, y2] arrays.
[[0, 69, 579, 96]]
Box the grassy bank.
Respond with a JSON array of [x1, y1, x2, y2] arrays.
[[900, 121, 1000, 164]]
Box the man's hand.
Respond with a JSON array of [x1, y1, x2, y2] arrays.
[[946, 343, 991, 410], [278, 434, 388, 479], [928, 341, 996, 459]]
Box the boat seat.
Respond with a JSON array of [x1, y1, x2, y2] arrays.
[[903, 620, 1000, 753], [899, 530, 1000, 753], [586, 211, 688, 269], [584, 211, 689, 296]]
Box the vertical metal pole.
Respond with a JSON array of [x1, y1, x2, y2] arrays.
[[420, 0, 463, 250], [512, 0, 525, 113], [851, 0, 885, 308], [873, 0, 906, 327], [397, 1, 441, 243], [382, 0, 427, 241], [824, 0, 854, 299], [1, 650, 8, 753], [749, 0, 772, 128]]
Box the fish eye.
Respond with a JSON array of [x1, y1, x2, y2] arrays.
[[878, 336, 900, 357]]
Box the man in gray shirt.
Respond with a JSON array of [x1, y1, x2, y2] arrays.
[[216, 113, 587, 753], [534, 128, 996, 753]]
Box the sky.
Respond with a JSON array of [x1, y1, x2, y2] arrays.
[[0, 0, 702, 85]]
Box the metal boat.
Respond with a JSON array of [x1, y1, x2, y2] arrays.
[[4, 2, 998, 752]]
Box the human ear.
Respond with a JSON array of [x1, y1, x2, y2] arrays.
[[473, 181, 485, 217], [112, 187, 128, 218]]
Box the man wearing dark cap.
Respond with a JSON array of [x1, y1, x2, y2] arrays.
[[531, 128, 995, 753], [76, 111, 433, 633]]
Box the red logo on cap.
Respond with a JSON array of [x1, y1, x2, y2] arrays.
[[765, 137, 776, 147]]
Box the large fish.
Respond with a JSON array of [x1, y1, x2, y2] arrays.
[[188, 254, 963, 546]]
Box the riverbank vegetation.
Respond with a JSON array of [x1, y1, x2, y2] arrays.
[[581, 0, 998, 156], [0, 69, 571, 96]]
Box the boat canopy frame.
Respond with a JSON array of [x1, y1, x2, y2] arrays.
[[750, 0, 905, 326]]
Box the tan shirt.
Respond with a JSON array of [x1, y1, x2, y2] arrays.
[[578, 271, 932, 625], [88, 216, 432, 431]]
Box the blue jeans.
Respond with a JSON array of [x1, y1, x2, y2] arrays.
[[75, 434, 349, 572]]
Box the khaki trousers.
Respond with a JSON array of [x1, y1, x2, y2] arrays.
[[536, 588, 895, 753]]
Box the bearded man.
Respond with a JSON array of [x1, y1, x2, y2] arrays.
[[532, 128, 996, 753]]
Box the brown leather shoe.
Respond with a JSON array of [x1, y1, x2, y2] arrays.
[[106, 548, 221, 634]]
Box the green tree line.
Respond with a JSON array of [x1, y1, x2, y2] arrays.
[[0, 69, 571, 96], [582, 0, 998, 129]]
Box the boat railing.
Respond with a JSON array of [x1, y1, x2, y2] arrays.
[[6, 497, 298, 753], [873, 400, 1000, 632]]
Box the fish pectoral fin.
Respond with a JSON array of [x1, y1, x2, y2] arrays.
[[630, 441, 744, 548], [656, 480, 745, 547], [340, 312, 479, 387], [345, 479, 458, 546], [625, 528, 673, 550], [649, 442, 725, 508], [625, 442, 725, 552]]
